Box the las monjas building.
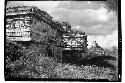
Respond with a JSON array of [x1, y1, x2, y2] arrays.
[[6, 6, 68, 60], [6, 6, 88, 60]]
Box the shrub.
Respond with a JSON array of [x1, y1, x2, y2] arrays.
[[5, 40, 25, 78], [54, 63, 117, 80], [5, 40, 118, 81]]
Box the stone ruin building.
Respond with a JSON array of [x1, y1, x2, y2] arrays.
[[89, 41, 105, 54], [6, 6, 65, 60], [62, 28, 88, 60], [62, 30, 88, 52], [6, 6, 88, 61]]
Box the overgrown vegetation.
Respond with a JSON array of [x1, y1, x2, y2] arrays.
[[5, 41, 119, 81]]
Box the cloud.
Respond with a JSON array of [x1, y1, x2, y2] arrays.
[[51, 2, 117, 35], [87, 31, 118, 49], [72, 25, 80, 30], [56, 1, 106, 10]]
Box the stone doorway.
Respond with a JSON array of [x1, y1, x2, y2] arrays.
[[47, 47, 54, 57]]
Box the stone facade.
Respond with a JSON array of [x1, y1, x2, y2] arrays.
[[62, 30, 88, 53], [6, 6, 88, 61], [6, 6, 64, 60]]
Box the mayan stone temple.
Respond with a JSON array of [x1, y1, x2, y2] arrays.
[[6, 6, 88, 61]]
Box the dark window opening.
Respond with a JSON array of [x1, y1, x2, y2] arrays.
[[47, 48, 54, 57]]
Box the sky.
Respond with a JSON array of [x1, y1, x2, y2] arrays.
[[6, 1, 118, 49]]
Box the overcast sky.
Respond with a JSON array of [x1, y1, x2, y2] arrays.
[[6, 1, 118, 49]]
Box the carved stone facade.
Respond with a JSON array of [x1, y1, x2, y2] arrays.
[[62, 29, 88, 53], [6, 6, 64, 60]]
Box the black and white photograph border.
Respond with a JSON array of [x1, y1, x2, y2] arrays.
[[4, 0, 121, 82]]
